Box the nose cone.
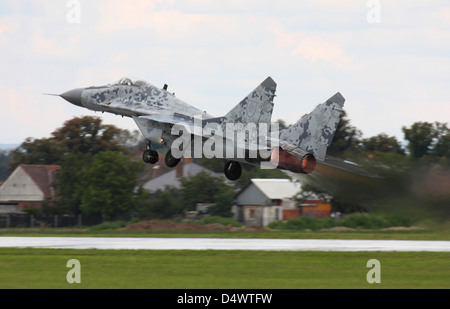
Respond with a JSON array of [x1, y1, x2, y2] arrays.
[[60, 88, 85, 107]]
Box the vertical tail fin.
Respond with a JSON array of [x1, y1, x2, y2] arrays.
[[223, 77, 276, 125], [279, 92, 345, 161]]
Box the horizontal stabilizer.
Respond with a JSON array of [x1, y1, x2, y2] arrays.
[[321, 155, 382, 178]]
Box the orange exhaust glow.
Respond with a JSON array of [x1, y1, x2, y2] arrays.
[[302, 154, 317, 174], [270, 148, 316, 174]]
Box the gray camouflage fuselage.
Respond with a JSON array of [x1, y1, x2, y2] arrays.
[[58, 77, 352, 179], [61, 77, 279, 162], [82, 82, 209, 119]]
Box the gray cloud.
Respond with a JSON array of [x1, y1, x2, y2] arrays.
[[1, 0, 449, 144]]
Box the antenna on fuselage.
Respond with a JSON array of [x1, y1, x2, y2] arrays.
[[163, 84, 168, 91]]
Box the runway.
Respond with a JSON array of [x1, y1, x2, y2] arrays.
[[0, 237, 449, 252]]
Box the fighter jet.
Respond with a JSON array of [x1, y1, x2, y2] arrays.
[[56, 77, 374, 180]]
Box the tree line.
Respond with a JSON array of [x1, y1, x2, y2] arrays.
[[3, 116, 239, 220], [294, 111, 450, 223], [2, 112, 449, 222]]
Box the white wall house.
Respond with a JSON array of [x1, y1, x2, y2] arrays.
[[0, 165, 60, 214], [234, 178, 301, 227]]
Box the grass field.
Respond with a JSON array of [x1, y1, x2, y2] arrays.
[[1, 228, 449, 240], [1, 227, 448, 289], [0, 248, 448, 289]]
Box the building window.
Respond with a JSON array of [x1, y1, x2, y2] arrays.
[[249, 209, 256, 218]]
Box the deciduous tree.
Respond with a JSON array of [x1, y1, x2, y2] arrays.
[[9, 116, 126, 171], [79, 151, 143, 220], [402, 122, 436, 158], [362, 133, 405, 155]]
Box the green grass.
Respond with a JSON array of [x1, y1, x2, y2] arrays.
[[1, 228, 449, 240], [0, 248, 448, 289], [1, 221, 448, 289]]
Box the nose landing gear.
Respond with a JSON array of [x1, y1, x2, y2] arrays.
[[143, 149, 159, 164], [142, 140, 159, 164]]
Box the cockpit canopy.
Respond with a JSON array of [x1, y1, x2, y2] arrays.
[[111, 77, 151, 88]]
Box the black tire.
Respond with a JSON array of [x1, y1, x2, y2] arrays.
[[165, 150, 181, 168], [224, 161, 242, 181], [143, 149, 159, 164]]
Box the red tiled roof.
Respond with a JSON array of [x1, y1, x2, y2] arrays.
[[20, 165, 61, 200]]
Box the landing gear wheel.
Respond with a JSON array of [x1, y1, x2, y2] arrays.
[[224, 161, 242, 181], [143, 149, 159, 164], [165, 150, 181, 168]]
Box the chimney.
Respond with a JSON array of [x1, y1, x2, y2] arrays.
[[176, 164, 183, 178], [176, 158, 193, 178]]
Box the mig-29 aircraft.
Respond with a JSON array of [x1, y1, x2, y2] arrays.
[[55, 77, 373, 180]]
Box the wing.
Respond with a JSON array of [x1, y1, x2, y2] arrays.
[[132, 114, 193, 145], [133, 113, 212, 147], [137, 114, 195, 130]]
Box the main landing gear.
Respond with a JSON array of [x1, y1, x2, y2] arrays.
[[142, 140, 181, 168], [165, 149, 181, 168], [224, 161, 242, 181]]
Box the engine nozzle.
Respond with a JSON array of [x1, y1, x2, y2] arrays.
[[270, 148, 316, 174]]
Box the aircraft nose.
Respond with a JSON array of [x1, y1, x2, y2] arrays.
[[60, 88, 85, 107]]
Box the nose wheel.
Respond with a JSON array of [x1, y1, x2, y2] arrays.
[[143, 149, 159, 164], [142, 140, 159, 164]]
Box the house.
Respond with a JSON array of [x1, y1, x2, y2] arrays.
[[234, 178, 301, 226], [0, 164, 60, 214], [234, 178, 332, 226], [142, 158, 223, 192]]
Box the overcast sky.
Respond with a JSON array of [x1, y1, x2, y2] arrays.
[[1, 0, 449, 144]]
